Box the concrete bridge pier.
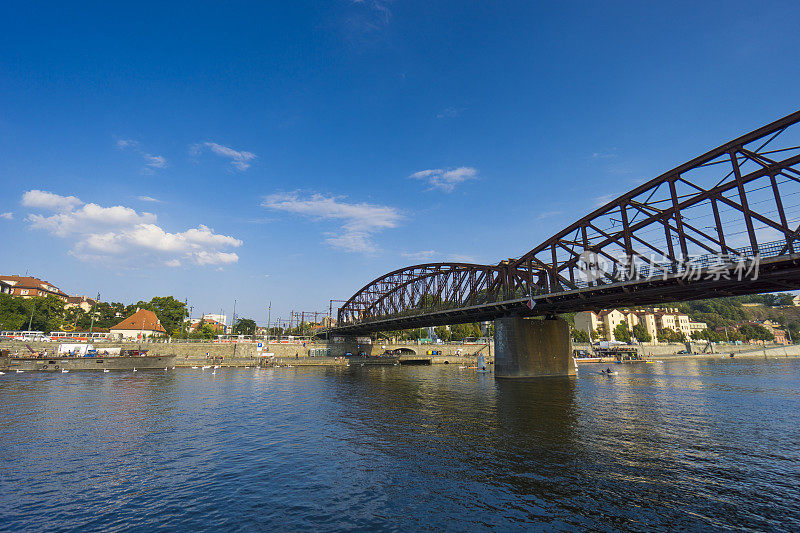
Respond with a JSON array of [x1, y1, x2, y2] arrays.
[[493, 316, 575, 378]]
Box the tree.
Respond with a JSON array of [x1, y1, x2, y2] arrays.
[[738, 323, 774, 341], [632, 323, 651, 343], [434, 326, 451, 342], [144, 296, 187, 336], [613, 323, 631, 343], [657, 328, 685, 343], [190, 322, 216, 340], [233, 318, 257, 336], [571, 328, 590, 343]]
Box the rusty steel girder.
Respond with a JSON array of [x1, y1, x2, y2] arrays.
[[337, 110, 800, 330]]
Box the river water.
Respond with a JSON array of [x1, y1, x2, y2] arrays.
[[1, 358, 799, 531]]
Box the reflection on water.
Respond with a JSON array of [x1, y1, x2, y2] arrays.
[[0, 360, 799, 531]]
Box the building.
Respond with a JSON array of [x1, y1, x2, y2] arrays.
[[201, 313, 227, 325], [187, 317, 226, 333], [109, 309, 167, 340], [0, 279, 11, 295], [64, 295, 98, 313], [761, 320, 790, 345], [0, 275, 68, 301], [575, 307, 707, 342]]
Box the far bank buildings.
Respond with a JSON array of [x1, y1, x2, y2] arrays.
[[576, 307, 707, 343]]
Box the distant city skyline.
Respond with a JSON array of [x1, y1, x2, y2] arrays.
[[3, 1, 800, 322]]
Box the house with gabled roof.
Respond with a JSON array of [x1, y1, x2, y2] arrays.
[[109, 308, 167, 339]]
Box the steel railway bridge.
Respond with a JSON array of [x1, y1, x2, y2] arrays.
[[333, 110, 800, 341]]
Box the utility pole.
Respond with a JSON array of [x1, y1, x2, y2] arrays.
[[232, 299, 237, 335], [27, 299, 36, 332], [180, 298, 188, 338], [266, 302, 271, 341]]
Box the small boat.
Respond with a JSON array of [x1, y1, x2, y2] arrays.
[[286, 365, 294, 368], [103, 369, 110, 373], [202, 365, 211, 369], [0, 372, 5, 375], [211, 370, 217, 375], [213, 365, 220, 369], [476, 354, 490, 373], [599, 370, 618, 376], [133, 368, 137, 372], [171, 366, 175, 370], [16, 370, 23, 373], [61, 369, 69, 373], [164, 367, 168, 371], [191, 366, 199, 369]]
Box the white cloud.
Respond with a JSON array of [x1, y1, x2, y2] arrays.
[[28, 203, 157, 237], [401, 250, 437, 261], [21, 190, 242, 268], [193, 142, 257, 171], [195, 251, 239, 265], [116, 138, 168, 172], [137, 196, 162, 203], [537, 210, 563, 220], [436, 107, 463, 119], [401, 250, 478, 263], [262, 192, 402, 253], [143, 154, 167, 169], [0, 212, 13, 220], [410, 167, 478, 192], [116, 138, 137, 149], [22, 190, 82, 211], [594, 193, 618, 207]]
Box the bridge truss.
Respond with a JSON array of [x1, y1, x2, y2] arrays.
[[335, 110, 800, 335]]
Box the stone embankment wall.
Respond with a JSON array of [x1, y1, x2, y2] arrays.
[[572, 342, 799, 356], [0, 340, 490, 366]]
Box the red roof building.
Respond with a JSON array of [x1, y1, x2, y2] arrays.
[[0, 275, 68, 301], [110, 309, 167, 339]]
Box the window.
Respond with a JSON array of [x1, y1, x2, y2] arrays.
[[21, 289, 29, 295]]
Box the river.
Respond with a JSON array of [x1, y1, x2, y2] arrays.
[[1, 358, 799, 531]]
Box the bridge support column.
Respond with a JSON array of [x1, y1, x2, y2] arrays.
[[494, 316, 575, 378]]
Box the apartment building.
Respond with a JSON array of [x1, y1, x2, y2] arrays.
[[0, 275, 68, 301], [575, 307, 707, 342]]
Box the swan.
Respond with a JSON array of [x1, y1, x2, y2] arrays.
[[133, 368, 137, 372]]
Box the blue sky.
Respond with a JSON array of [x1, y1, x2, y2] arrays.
[[2, 1, 800, 325]]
